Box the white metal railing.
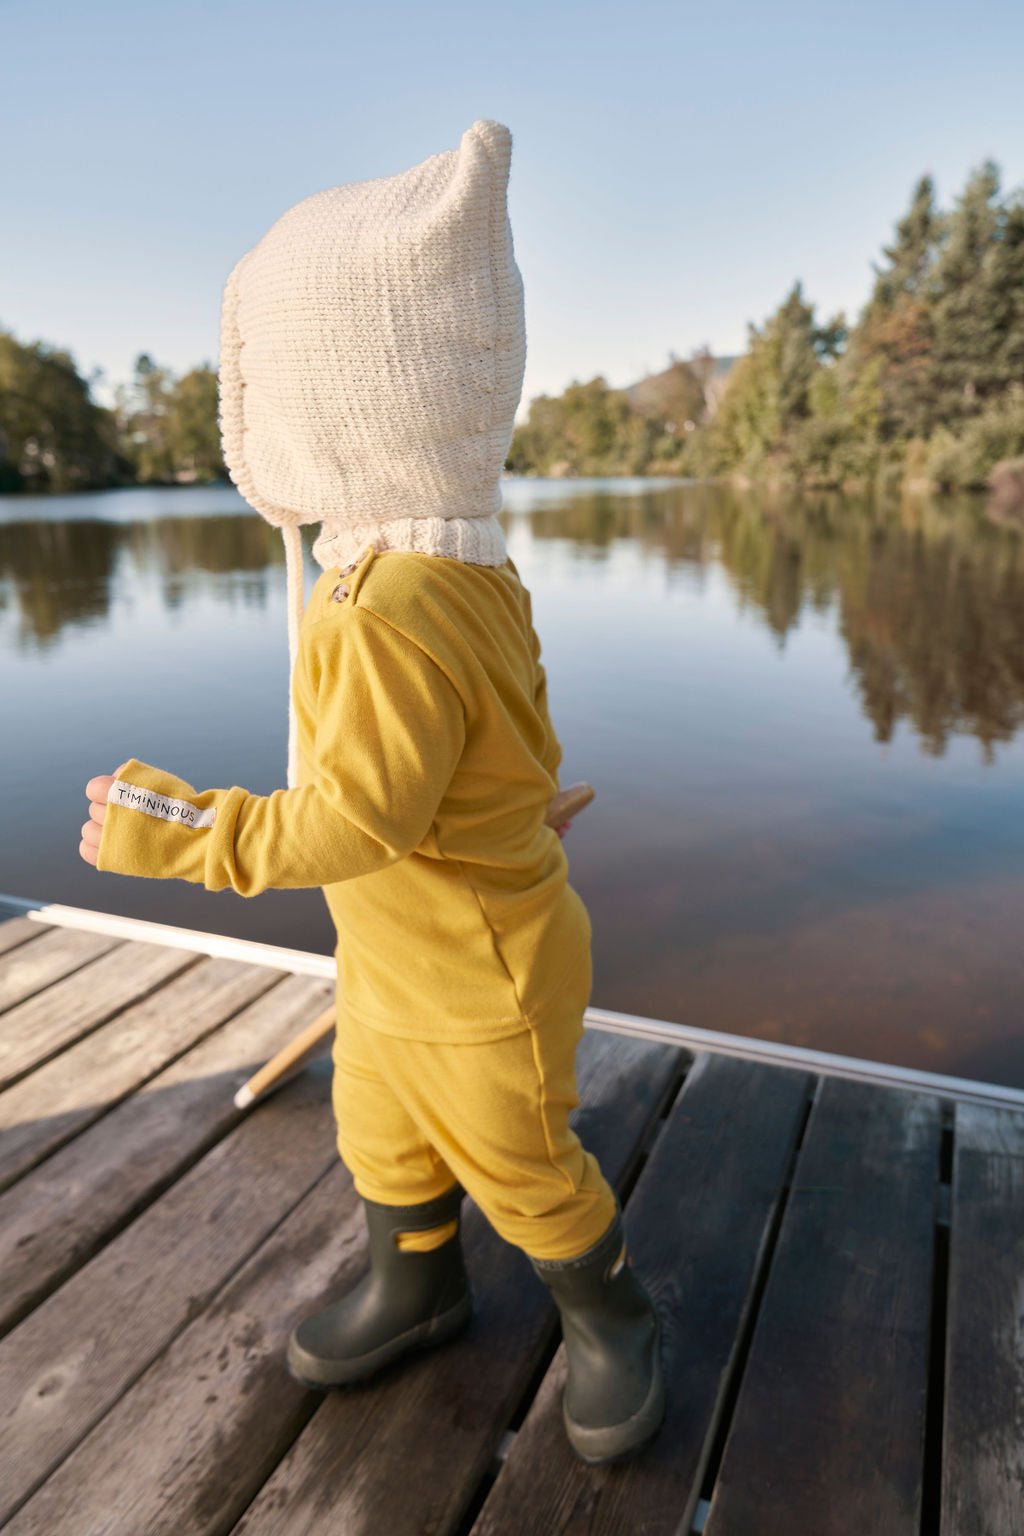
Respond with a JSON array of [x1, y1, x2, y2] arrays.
[[581, 1007, 1024, 1112], [3, 890, 1023, 1113], [0, 893, 333, 978]]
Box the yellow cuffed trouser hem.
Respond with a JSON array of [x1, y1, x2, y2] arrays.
[[330, 966, 618, 1264]]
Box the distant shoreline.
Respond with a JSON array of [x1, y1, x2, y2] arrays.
[[2, 467, 1022, 522]]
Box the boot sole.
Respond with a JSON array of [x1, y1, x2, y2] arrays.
[[563, 1326, 667, 1466], [286, 1289, 473, 1390]]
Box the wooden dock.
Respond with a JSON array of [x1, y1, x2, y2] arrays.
[[1, 902, 1022, 1535]]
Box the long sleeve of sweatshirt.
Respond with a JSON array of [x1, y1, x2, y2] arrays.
[[95, 607, 466, 897]]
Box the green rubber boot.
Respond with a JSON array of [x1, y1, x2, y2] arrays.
[[531, 1209, 665, 1464], [286, 1182, 473, 1388]]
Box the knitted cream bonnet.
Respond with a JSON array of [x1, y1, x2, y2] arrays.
[[217, 118, 527, 787]]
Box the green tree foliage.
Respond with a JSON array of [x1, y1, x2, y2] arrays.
[[507, 376, 662, 476], [0, 332, 226, 494], [641, 354, 707, 434], [855, 174, 942, 441], [704, 283, 844, 477], [927, 384, 1024, 489], [507, 159, 1024, 496], [114, 353, 176, 483], [929, 161, 1007, 428], [687, 160, 1024, 492], [168, 366, 224, 481], [0, 329, 123, 492], [625, 351, 708, 468], [113, 353, 225, 484]]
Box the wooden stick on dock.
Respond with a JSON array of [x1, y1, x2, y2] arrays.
[[233, 782, 596, 1109]]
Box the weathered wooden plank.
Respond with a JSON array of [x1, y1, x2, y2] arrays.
[[703, 1076, 942, 1536], [941, 1103, 1024, 1536], [0, 926, 121, 1016], [0, 1058, 339, 1526], [5, 1160, 361, 1536], [0, 915, 51, 959], [470, 1053, 812, 1536], [0, 972, 333, 1333], [230, 1030, 686, 1536], [0, 939, 198, 1090], [0, 954, 282, 1191], [6, 1032, 683, 1536]]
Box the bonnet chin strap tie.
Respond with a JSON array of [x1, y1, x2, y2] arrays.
[[281, 522, 306, 790]]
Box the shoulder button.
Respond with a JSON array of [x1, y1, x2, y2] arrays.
[[331, 582, 351, 603]]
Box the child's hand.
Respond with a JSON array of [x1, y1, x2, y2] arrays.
[[554, 820, 573, 840], [80, 762, 130, 866]]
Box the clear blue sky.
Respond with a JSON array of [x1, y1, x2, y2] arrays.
[[3, 0, 1023, 421]]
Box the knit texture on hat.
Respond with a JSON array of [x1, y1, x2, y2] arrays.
[[217, 119, 528, 786]]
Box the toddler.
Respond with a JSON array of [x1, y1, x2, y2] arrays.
[[81, 119, 664, 1464]]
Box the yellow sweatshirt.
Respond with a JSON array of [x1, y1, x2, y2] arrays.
[[96, 544, 592, 1043]]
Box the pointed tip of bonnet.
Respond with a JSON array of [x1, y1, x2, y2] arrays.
[[460, 119, 514, 184]]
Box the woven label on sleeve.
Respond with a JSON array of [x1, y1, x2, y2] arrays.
[[109, 777, 217, 829]]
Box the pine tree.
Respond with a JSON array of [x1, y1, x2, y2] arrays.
[[986, 192, 1024, 394], [853, 174, 942, 440], [708, 282, 842, 474], [929, 160, 1004, 427]]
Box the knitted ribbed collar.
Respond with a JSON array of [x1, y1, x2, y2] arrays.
[[310, 512, 509, 575]]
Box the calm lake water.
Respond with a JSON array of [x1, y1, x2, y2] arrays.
[[2, 478, 1023, 1087]]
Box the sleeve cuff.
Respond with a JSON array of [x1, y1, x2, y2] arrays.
[[96, 757, 226, 884]]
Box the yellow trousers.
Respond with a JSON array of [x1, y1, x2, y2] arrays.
[[330, 956, 618, 1262]]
